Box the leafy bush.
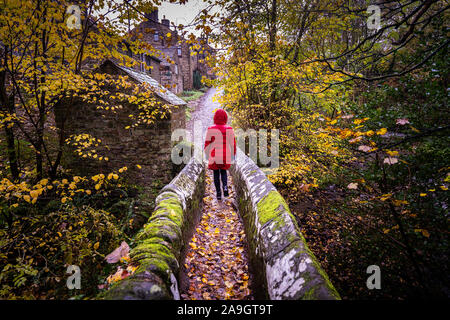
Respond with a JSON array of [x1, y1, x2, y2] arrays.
[[0, 205, 125, 299]]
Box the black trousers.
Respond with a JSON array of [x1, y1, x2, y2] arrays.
[[213, 169, 228, 196]]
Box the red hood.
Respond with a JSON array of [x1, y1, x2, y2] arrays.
[[213, 109, 228, 125]]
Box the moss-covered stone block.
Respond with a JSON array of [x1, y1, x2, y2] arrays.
[[102, 271, 172, 300], [135, 222, 183, 253], [266, 240, 340, 300], [230, 148, 340, 300], [131, 240, 179, 274], [102, 157, 205, 300]]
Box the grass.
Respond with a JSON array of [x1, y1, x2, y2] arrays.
[[178, 89, 206, 103]]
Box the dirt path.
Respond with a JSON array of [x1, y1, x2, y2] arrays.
[[180, 88, 253, 300], [186, 87, 222, 142], [180, 170, 253, 300]]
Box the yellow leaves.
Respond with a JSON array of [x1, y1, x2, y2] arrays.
[[376, 128, 387, 135], [414, 229, 430, 238], [392, 199, 409, 206], [410, 126, 420, 133], [93, 242, 100, 250], [440, 185, 448, 191], [68, 182, 77, 190], [386, 150, 399, 157], [30, 189, 40, 199], [95, 183, 102, 190], [419, 193, 427, 197], [23, 195, 31, 203], [189, 242, 198, 250], [380, 194, 392, 201], [61, 197, 67, 203], [118, 167, 127, 173], [353, 118, 365, 125], [136, 164, 142, 169]]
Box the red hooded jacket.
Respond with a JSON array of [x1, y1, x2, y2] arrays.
[[204, 109, 236, 170]]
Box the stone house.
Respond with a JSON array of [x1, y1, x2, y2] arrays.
[[55, 59, 187, 186], [129, 9, 215, 94]]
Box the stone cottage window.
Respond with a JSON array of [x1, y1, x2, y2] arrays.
[[154, 31, 159, 42], [145, 55, 152, 74], [177, 46, 182, 57]]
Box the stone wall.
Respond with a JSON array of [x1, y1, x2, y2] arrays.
[[230, 148, 340, 300], [100, 147, 339, 300], [101, 156, 205, 299], [56, 99, 185, 188]]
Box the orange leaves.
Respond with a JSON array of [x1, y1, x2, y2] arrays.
[[181, 171, 252, 300], [414, 229, 430, 238]]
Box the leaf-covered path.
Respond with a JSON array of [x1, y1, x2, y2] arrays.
[[180, 170, 253, 300]]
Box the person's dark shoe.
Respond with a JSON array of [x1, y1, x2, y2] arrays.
[[217, 193, 222, 201], [223, 187, 229, 197]]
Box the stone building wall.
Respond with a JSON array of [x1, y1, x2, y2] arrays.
[[55, 62, 187, 187], [130, 9, 215, 93], [56, 99, 174, 186]]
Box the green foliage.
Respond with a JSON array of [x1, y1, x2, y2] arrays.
[[0, 205, 124, 299], [178, 90, 205, 103]]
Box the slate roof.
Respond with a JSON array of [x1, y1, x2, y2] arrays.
[[100, 59, 186, 106]]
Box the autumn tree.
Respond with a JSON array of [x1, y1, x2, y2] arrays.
[[0, 0, 175, 182]]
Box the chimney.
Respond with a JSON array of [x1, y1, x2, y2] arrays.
[[148, 9, 158, 22], [161, 15, 170, 27]]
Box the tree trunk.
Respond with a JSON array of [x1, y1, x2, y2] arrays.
[[0, 48, 19, 180]]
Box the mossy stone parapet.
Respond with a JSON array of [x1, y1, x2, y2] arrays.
[[230, 149, 340, 300], [102, 157, 205, 300]]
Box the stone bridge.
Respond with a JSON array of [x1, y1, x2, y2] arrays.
[[102, 150, 340, 300], [101, 88, 340, 300]]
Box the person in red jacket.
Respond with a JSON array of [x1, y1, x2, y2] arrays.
[[204, 109, 236, 201]]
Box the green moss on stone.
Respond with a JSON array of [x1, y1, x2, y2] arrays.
[[131, 241, 174, 259], [257, 191, 290, 226], [302, 287, 317, 300], [143, 218, 182, 236], [135, 224, 182, 250], [135, 258, 172, 284], [150, 209, 183, 228], [291, 241, 341, 300]]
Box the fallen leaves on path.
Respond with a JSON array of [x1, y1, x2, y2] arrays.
[[181, 171, 253, 300]]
